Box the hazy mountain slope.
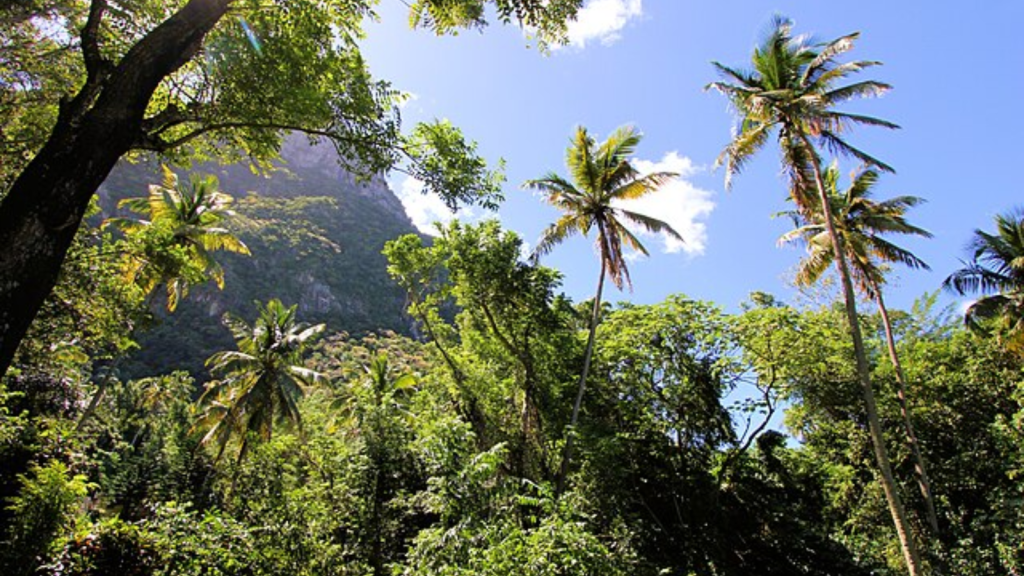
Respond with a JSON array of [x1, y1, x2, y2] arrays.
[[98, 136, 420, 378]]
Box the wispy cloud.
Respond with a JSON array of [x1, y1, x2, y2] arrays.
[[613, 152, 715, 257], [394, 175, 475, 236], [564, 0, 642, 49]]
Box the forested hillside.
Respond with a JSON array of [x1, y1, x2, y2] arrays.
[[98, 135, 418, 377]]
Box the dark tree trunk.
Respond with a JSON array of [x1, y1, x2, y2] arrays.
[[0, 0, 230, 377]]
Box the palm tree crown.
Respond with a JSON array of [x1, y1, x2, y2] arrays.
[[707, 15, 899, 199], [944, 209, 1024, 338], [197, 299, 326, 463], [778, 162, 932, 296], [525, 125, 682, 289], [106, 165, 250, 310]]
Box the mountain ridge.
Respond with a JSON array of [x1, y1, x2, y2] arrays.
[[98, 135, 419, 378]]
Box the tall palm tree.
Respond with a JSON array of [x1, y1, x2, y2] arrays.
[[778, 163, 941, 541], [106, 165, 250, 311], [707, 17, 925, 575], [944, 209, 1024, 353], [525, 125, 683, 495], [342, 354, 417, 576], [196, 299, 326, 464]]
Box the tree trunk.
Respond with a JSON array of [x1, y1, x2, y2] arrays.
[[801, 136, 924, 576], [371, 449, 385, 576], [0, 0, 230, 378], [75, 379, 108, 432], [875, 287, 944, 564], [556, 255, 607, 497]]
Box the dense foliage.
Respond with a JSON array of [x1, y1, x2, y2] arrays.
[[1, 5, 1022, 576], [3, 212, 1023, 574]]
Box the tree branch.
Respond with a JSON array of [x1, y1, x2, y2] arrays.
[[133, 120, 379, 156], [720, 337, 779, 478], [58, 0, 113, 128], [81, 0, 109, 79]]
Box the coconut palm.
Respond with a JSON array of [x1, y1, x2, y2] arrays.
[[339, 354, 417, 576], [332, 354, 418, 433], [944, 209, 1024, 352], [525, 124, 683, 495], [707, 17, 924, 575], [196, 299, 326, 464], [106, 165, 250, 311], [778, 163, 941, 540]]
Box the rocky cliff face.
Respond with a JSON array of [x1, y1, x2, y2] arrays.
[[99, 135, 419, 378]]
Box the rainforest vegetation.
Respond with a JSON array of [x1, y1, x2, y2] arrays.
[[2, 2, 1023, 575]]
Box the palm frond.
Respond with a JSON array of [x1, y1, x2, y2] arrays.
[[708, 62, 759, 87], [566, 127, 599, 194], [813, 60, 883, 88], [778, 128, 817, 207], [611, 171, 678, 201], [288, 365, 328, 387], [619, 209, 685, 243], [823, 111, 901, 131], [777, 223, 823, 247], [717, 122, 771, 190], [532, 214, 586, 261], [600, 125, 642, 164], [824, 81, 893, 105], [943, 262, 1013, 295], [818, 130, 896, 173], [803, 32, 859, 83], [793, 243, 834, 288], [963, 294, 1016, 333], [866, 236, 930, 271]]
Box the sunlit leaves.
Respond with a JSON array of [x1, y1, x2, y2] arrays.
[[403, 119, 507, 212]]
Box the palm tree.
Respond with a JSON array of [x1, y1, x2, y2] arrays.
[[944, 209, 1024, 353], [778, 163, 941, 541], [196, 299, 326, 464], [707, 17, 925, 575], [341, 354, 416, 576], [525, 125, 683, 495], [106, 165, 250, 311]]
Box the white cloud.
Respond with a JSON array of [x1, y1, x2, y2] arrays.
[[564, 0, 642, 49], [394, 175, 475, 236], [613, 152, 715, 257]]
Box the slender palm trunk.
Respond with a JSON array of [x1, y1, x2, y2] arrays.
[[802, 137, 923, 576], [371, 452, 386, 576], [75, 381, 108, 432], [874, 288, 943, 546], [556, 256, 607, 497]]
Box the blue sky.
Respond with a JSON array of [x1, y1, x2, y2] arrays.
[[360, 0, 1024, 315]]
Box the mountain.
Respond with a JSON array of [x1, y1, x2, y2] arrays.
[[98, 135, 420, 378]]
